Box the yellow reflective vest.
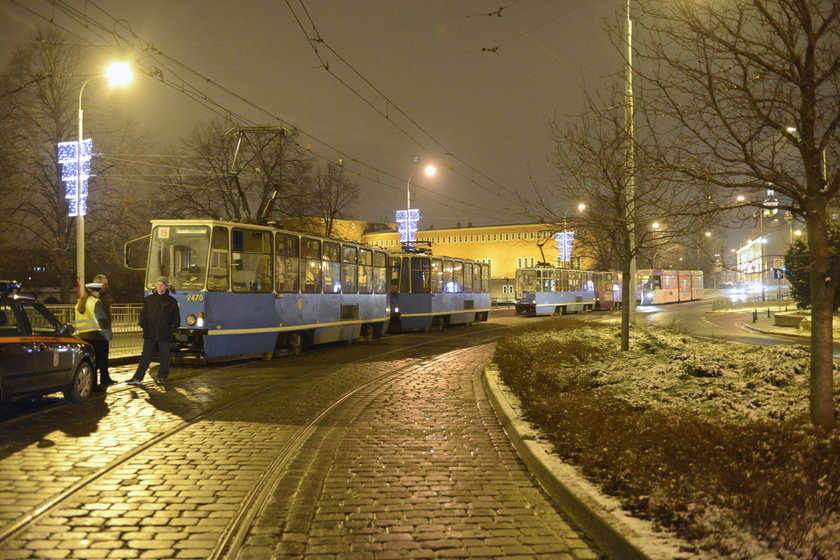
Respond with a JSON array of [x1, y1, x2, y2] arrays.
[[74, 296, 103, 338]]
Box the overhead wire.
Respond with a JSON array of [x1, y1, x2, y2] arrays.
[[285, 0, 525, 208], [12, 0, 519, 222]]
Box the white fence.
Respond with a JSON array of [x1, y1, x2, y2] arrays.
[[46, 303, 143, 358]]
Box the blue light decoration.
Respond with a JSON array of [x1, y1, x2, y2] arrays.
[[57, 138, 93, 217], [556, 230, 575, 264], [395, 208, 421, 242]]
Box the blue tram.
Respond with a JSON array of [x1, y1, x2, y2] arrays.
[[141, 219, 390, 363], [513, 267, 595, 316], [387, 251, 491, 332]]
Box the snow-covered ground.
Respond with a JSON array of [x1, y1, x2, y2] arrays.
[[495, 322, 839, 559]]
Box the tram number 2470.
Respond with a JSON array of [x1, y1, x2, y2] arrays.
[[185, 294, 204, 302]]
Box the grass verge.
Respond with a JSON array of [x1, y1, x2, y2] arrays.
[[493, 319, 839, 560]]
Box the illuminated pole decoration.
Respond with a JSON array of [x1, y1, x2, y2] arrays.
[[64, 62, 131, 297], [397, 162, 436, 244], [555, 231, 575, 266], [57, 138, 92, 217]]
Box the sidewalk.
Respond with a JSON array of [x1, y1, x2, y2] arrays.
[[482, 366, 695, 560], [741, 313, 810, 339]]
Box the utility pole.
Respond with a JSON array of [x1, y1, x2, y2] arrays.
[[621, 0, 636, 350]]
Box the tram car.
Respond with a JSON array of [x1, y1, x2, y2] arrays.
[[636, 269, 705, 305], [387, 250, 491, 332], [137, 219, 390, 363], [513, 267, 596, 316], [514, 267, 704, 315], [593, 271, 621, 310]]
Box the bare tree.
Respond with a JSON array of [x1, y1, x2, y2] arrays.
[[541, 87, 705, 350], [629, 0, 839, 429], [0, 29, 143, 302], [160, 120, 312, 223], [307, 162, 359, 238]]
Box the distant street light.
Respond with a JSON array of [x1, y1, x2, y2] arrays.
[[75, 62, 132, 297]]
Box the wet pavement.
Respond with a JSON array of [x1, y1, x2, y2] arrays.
[[0, 322, 602, 559]]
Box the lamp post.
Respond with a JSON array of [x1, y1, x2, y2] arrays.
[[623, 0, 637, 334], [75, 62, 131, 297], [404, 163, 436, 243]]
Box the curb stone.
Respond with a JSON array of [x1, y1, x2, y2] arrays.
[[482, 364, 699, 560]]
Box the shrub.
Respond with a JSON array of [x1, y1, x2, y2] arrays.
[[494, 323, 840, 559]]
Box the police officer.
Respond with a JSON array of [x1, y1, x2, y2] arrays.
[[74, 282, 114, 388], [91, 273, 113, 384]]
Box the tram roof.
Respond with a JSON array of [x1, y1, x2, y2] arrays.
[[148, 219, 389, 249]]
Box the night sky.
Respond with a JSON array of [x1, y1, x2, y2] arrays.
[[1, 1, 622, 228]]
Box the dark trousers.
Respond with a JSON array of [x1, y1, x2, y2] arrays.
[[133, 338, 171, 381], [89, 339, 111, 384]]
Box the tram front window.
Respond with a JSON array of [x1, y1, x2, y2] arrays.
[[514, 269, 536, 293], [148, 225, 210, 291]]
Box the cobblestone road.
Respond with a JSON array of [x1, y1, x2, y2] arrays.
[[0, 322, 601, 559]]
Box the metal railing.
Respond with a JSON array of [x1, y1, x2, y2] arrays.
[[710, 297, 796, 313], [46, 303, 143, 358]]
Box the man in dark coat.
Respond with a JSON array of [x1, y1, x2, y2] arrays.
[[127, 276, 180, 385]]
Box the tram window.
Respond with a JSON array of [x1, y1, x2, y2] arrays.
[[482, 263, 491, 292], [411, 257, 431, 294], [431, 259, 443, 293], [373, 251, 387, 294], [463, 262, 473, 293], [231, 229, 272, 292], [443, 260, 454, 292], [148, 225, 211, 291], [559, 270, 568, 292], [323, 242, 341, 293], [358, 248, 373, 294], [400, 257, 411, 293], [275, 233, 300, 293], [301, 237, 322, 293], [472, 263, 481, 293], [451, 261, 463, 293], [206, 227, 229, 291], [341, 245, 358, 294], [389, 257, 401, 293]]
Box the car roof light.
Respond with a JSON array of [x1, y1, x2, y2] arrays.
[[0, 280, 22, 296]]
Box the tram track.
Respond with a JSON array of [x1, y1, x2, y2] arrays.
[[0, 324, 507, 554]]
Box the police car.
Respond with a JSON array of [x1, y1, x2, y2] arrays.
[[0, 280, 95, 405]]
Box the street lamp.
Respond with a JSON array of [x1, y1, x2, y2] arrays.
[[404, 163, 436, 244], [624, 0, 637, 331], [75, 62, 132, 297]]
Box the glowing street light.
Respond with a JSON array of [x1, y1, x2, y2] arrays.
[[401, 162, 436, 243], [74, 62, 132, 297]]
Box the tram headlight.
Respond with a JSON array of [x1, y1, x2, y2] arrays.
[[186, 312, 205, 328]]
